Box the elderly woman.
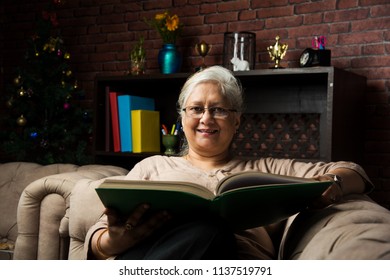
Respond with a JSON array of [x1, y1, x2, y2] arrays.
[[86, 66, 372, 260]]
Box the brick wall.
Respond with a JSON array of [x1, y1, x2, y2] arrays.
[[1, 0, 389, 207]]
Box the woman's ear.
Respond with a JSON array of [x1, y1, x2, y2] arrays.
[[234, 113, 241, 130]]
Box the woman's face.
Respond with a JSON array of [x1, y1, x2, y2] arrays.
[[182, 82, 241, 157]]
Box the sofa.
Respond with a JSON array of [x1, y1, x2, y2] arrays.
[[0, 162, 128, 260], [2, 161, 390, 260]]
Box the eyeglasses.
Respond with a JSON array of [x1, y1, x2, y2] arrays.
[[182, 106, 237, 119]]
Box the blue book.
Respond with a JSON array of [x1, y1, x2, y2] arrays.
[[117, 95, 155, 152]]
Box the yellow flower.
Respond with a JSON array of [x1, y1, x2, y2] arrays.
[[155, 13, 166, 21], [166, 15, 179, 31], [145, 11, 182, 44]]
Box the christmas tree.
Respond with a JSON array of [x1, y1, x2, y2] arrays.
[[0, 1, 92, 165]]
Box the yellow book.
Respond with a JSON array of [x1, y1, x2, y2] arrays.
[[131, 110, 160, 153]]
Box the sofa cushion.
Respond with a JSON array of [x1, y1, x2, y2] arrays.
[[280, 194, 390, 259]]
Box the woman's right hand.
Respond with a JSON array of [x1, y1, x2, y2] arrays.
[[91, 204, 171, 259]]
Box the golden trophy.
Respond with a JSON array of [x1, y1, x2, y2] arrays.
[[267, 36, 288, 69], [195, 40, 212, 70]]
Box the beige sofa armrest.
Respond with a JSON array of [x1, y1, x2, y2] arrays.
[[0, 162, 82, 260], [279, 194, 390, 259], [68, 176, 126, 260], [13, 165, 128, 260]]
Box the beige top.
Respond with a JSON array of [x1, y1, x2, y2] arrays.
[[84, 156, 373, 259]]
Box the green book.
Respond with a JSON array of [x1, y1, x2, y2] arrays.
[[95, 171, 332, 230]]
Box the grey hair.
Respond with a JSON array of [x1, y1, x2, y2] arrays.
[[176, 66, 244, 155], [176, 66, 244, 117]]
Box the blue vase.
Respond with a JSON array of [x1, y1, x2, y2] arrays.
[[158, 44, 181, 74]]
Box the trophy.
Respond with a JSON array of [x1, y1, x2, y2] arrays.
[[267, 36, 288, 69], [195, 40, 212, 70]]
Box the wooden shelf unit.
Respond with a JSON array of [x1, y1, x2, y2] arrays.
[[93, 67, 366, 169]]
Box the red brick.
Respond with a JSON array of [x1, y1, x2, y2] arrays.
[[200, 3, 217, 14], [79, 34, 108, 45], [324, 8, 369, 22], [295, 1, 337, 14], [371, 4, 390, 17], [73, 7, 100, 17], [288, 25, 329, 39], [331, 45, 361, 57], [251, 0, 289, 9], [239, 10, 257, 21], [330, 22, 350, 33], [303, 13, 324, 25], [218, 0, 250, 12], [352, 56, 390, 68], [359, 68, 390, 80], [360, 0, 390, 6], [336, 0, 359, 9], [101, 24, 127, 34], [205, 12, 238, 24], [89, 53, 117, 63], [143, 0, 172, 10], [352, 18, 390, 31], [257, 6, 294, 19], [338, 31, 383, 44], [95, 43, 124, 53], [362, 44, 386, 55], [265, 15, 303, 29]]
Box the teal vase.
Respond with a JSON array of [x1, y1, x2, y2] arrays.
[[158, 44, 181, 74]]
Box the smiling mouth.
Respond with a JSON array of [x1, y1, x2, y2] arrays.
[[197, 129, 218, 134]]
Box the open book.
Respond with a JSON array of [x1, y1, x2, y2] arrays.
[[95, 171, 332, 230]]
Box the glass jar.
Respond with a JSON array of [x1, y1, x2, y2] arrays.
[[223, 32, 256, 71]]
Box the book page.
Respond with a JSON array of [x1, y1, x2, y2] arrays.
[[216, 171, 317, 194], [99, 179, 216, 200]]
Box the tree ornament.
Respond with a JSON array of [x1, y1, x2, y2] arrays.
[[40, 139, 48, 148], [53, 0, 65, 6], [26, 88, 34, 97], [63, 102, 70, 110], [16, 115, 27, 126], [30, 131, 38, 139], [6, 98, 13, 108], [64, 52, 70, 59], [13, 76, 22, 86], [18, 87, 26, 97]]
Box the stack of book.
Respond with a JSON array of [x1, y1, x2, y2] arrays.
[[108, 89, 160, 153]]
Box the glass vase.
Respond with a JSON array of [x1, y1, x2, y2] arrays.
[[158, 44, 182, 74], [130, 57, 145, 75]]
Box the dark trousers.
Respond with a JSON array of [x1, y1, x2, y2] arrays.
[[116, 218, 237, 260]]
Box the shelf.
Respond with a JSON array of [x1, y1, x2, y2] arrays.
[[93, 67, 366, 169]]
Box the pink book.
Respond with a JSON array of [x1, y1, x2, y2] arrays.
[[109, 91, 121, 152]]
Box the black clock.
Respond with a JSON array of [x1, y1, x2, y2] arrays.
[[299, 48, 331, 67], [299, 48, 314, 67]]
